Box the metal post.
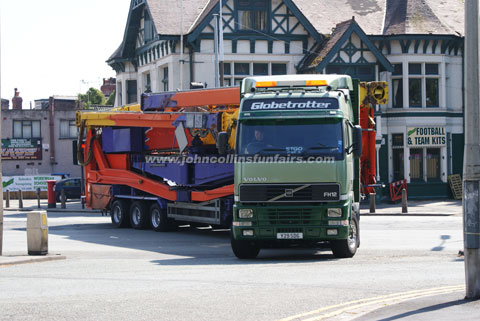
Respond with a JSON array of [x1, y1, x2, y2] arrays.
[[0, 15, 3, 256], [18, 190, 23, 209], [464, 0, 480, 300], [219, 0, 225, 87], [5, 190, 9, 208], [369, 193, 376, 213], [213, 14, 219, 88], [81, 165, 85, 209], [180, 0, 184, 90], [61, 189, 66, 209], [401, 189, 408, 213], [36, 188, 41, 209]]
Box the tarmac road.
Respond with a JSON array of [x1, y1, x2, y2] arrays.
[[0, 200, 475, 321]]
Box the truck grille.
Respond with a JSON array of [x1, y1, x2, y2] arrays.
[[260, 208, 318, 225], [239, 184, 340, 202]]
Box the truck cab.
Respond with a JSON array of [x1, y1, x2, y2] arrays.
[[230, 75, 363, 259]]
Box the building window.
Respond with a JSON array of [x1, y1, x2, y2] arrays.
[[253, 63, 268, 75], [237, 0, 268, 31], [426, 148, 441, 179], [144, 72, 151, 93], [13, 120, 41, 139], [425, 64, 439, 107], [223, 62, 287, 86], [117, 82, 122, 106], [409, 78, 422, 107], [60, 120, 77, 139], [224, 63, 231, 75], [391, 64, 403, 108], [392, 134, 404, 181], [162, 67, 169, 91], [406, 62, 440, 108], [326, 64, 375, 81], [272, 63, 287, 75], [409, 148, 424, 181], [234, 63, 250, 75], [127, 80, 137, 104], [391, 62, 440, 108]]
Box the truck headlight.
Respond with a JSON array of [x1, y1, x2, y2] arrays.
[[327, 208, 342, 217], [239, 209, 254, 218]]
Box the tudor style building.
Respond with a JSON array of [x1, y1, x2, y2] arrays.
[[108, 0, 465, 199]]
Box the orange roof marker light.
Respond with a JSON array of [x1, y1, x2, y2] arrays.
[[255, 81, 277, 88], [306, 79, 328, 86], [255, 80, 328, 88]]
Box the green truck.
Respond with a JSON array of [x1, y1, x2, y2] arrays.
[[223, 74, 379, 259]]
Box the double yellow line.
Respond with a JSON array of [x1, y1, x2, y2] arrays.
[[279, 285, 465, 321]]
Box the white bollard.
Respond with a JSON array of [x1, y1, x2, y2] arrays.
[[27, 211, 48, 255]]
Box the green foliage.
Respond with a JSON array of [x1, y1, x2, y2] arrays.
[[78, 87, 105, 108], [105, 90, 115, 106]]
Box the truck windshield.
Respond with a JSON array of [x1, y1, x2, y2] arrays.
[[237, 118, 344, 160]]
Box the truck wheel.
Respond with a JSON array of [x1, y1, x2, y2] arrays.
[[331, 217, 359, 258], [111, 199, 130, 228], [150, 203, 171, 232], [130, 201, 148, 229], [231, 230, 260, 259]]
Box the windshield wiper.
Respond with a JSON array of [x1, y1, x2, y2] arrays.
[[301, 145, 338, 156], [257, 148, 286, 153]]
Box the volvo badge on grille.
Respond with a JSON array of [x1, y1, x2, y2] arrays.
[[285, 189, 294, 197]]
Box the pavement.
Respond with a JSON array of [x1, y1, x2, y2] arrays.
[[0, 198, 472, 320], [360, 199, 462, 216], [3, 198, 101, 213]]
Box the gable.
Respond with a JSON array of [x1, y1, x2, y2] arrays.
[[187, 0, 322, 45], [309, 19, 393, 73]]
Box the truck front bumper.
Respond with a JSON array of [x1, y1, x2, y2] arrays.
[[232, 202, 351, 244]]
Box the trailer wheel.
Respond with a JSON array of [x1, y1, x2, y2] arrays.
[[149, 203, 171, 232], [111, 199, 130, 228], [331, 217, 359, 258], [230, 230, 260, 259], [130, 201, 148, 229]]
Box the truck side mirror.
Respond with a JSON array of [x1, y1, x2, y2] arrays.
[[353, 125, 363, 159], [217, 132, 229, 155]]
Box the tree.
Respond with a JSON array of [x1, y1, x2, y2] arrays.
[[78, 87, 105, 108], [105, 90, 115, 106]]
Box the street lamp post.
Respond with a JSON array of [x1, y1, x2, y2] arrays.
[[464, 0, 480, 300]]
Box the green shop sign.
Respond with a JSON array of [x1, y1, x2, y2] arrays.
[[407, 127, 446, 147], [1, 138, 42, 160]]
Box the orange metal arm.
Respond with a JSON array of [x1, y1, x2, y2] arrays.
[[191, 184, 234, 202]]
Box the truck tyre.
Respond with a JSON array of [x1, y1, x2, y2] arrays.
[[150, 203, 171, 232], [111, 199, 130, 228], [230, 230, 260, 259], [130, 201, 148, 229], [331, 217, 359, 258]]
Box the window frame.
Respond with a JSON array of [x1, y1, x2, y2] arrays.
[[162, 66, 169, 92], [409, 147, 424, 181], [392, 62, 440, 108], [222, 61, 287, 86], [236, 0, 269, 31], [13, 120, 41, 139], [60, 119, 77, 139]]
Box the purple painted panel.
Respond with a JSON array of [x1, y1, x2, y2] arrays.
[[141, 92, 177, 111], [102, 127, 143, 153], [131, 161, 189, 185], [194, 163, 233, 185]]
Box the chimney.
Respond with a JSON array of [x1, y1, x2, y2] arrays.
[[12, 88, 23, 110]]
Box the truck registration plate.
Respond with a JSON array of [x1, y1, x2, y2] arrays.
[[277, 233, 303, 239]]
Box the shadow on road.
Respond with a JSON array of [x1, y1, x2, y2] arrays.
[[10, 211, 339, 264]]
